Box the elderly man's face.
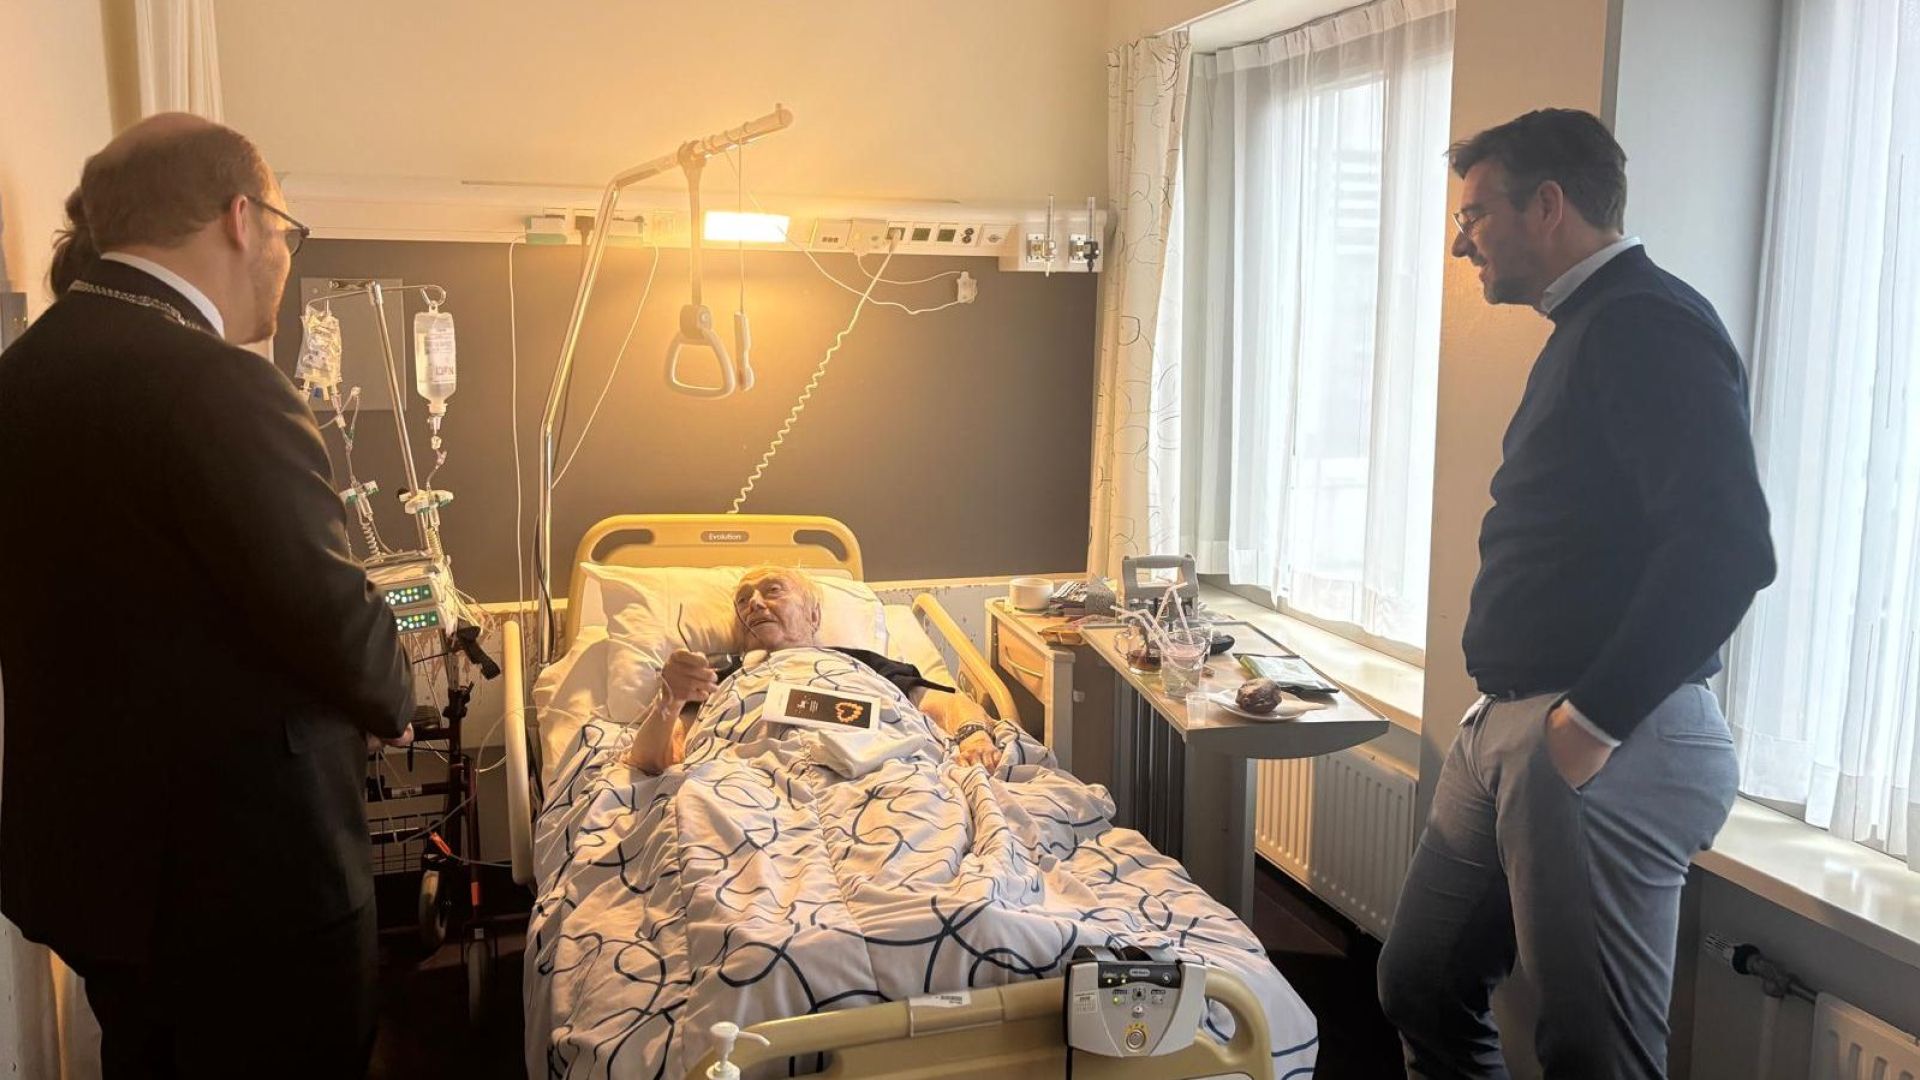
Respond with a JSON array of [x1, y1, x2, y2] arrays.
[[734, 569, 820, 651]]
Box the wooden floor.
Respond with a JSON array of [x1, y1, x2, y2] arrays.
[[371, 861, 1404, 1078], [1247, 864, 1407, 1077]]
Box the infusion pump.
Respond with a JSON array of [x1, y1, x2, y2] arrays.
[[366, 553, 455, 638]]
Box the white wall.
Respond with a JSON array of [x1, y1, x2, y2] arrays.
[[214, 0, 1107, 205], [0, 7, 117, 1075], [1418, 2, 1618, 1074], [1687, 874, 1920, 1080], [0, 0, 116, 318], [1108, 0, 1229, 46], [1419, 0, 1615, 820]]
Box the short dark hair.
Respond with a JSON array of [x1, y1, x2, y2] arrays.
[[1449, 109, 1627, 232], [79, 120, 272, 253]]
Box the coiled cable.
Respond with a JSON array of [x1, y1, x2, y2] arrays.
[[728, 242, 897, 514]]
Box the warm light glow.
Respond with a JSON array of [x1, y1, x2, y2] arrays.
[[703, 211, 790, 243]]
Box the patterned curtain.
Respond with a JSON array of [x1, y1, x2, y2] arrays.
[[1087, 31, 1191, 579]]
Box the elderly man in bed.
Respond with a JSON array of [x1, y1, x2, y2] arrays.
[[623, 567, 1013, 775]]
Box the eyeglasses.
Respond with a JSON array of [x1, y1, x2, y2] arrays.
[[1452, 207, 1491, 237], [250, 197, 311, 257]]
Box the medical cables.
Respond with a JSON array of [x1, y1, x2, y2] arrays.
[[716, 150, 972, 315], [728, 241, 897, 514], [553, 242, 662, 487]]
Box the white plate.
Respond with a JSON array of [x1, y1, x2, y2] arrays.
[[1206, 688, 1320, 721]]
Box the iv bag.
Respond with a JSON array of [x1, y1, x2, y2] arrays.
[[295, 308, 342, 394], [414, 309, 456, 411]]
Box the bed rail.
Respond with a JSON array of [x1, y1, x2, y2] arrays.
[[567, 514, 863, 643], [912, 593, 1020, 727], [684, 967, 1275, 1080], [502, 617, 538, 886]]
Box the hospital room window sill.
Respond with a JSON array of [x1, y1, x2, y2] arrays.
[[1198, 584, 1423, 732], [1694, 798, 1920, 970]]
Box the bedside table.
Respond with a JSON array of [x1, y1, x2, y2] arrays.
[[983, 598, 1114, 779]]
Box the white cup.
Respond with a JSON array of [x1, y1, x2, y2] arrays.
[[1008, 576, 1053, 611]]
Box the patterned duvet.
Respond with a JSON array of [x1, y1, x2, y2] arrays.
[[525, 646, 1318, 1079]]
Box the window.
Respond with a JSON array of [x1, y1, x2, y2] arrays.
[[1724, 0, 1919, 871], [1148, 0, 1453, 658]]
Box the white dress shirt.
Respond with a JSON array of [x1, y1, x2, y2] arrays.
[[99, 252, 225, 339], [1537, 236, 1642, 316]]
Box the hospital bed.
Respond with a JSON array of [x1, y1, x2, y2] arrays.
[[501, 515, 1316, 1079]]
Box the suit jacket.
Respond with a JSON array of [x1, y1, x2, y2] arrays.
[[0, 259, 414, 964]]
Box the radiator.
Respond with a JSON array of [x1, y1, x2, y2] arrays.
[[1253, 747, 1416, 940], [1809, 993, 1920, 1080]]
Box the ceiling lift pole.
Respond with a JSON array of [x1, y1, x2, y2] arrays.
[[536, 105, 794, 662]]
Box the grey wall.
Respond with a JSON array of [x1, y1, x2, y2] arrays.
[[1605, 2, 1790, 1075], [273, 241, 1097, 601], [1608, 0, 1782, 360]]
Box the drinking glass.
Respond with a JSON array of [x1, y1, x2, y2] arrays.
[[1161, 628, 1209, 695]]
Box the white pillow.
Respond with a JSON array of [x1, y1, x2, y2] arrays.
[[587, 564, 889, 723], [882, 604, 958, 691]]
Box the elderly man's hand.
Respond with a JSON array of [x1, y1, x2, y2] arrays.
[[954, 730, 1002, 771], [662, 649, 720, 704]]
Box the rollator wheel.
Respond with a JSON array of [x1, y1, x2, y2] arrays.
[[464, 932, 493, 1025], [417, 869, 448, 953]]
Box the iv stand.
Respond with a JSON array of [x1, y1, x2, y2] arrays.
[[305, 281, 450, 555], [535, 104, 794, 662]]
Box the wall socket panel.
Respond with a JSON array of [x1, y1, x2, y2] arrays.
[[0, 291, 25, 349], [850, 217, 1010, 256], [810, 219, 852, 251]]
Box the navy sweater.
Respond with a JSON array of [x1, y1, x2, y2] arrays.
[[1462, 246, 1776, 740]]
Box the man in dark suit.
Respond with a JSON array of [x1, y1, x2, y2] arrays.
[[0, 114, 413, 1077], [1377, 110, 1776, 1078]]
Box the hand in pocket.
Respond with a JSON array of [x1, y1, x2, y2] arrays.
[[1545, 701, 1613, 789]]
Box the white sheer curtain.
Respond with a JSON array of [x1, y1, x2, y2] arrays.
[[1089, 32, 1193, 578], [133, 0, 225, 120], [1725, 0, 1920, 871], [1157, 0, 1451, 650]]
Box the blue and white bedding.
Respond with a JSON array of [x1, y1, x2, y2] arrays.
[[524, 644, 1318, 1079]]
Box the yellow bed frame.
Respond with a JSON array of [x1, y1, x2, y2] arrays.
[[500, 515, 1279, 1080]]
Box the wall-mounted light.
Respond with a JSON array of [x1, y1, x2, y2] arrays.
[[703, 211, 790, 243]]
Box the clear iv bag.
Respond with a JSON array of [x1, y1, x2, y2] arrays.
[[295, 307, 342, 394], [414, 309, 456, 412]]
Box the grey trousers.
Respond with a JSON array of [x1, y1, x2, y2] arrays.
[[1377, 685, 1738, 1079]]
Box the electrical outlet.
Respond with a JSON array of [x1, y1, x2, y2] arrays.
[[850, 219, 892, 255], [645, 209, 688, 244], [0, 292, 26, 348], [810, 219, 852, 251], [956, 272, 977, 304], [526, 213, 571, 244], [604, 216, 645, 244]]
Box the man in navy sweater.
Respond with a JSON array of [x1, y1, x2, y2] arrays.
[[1377, 110, 1776, 1078]]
